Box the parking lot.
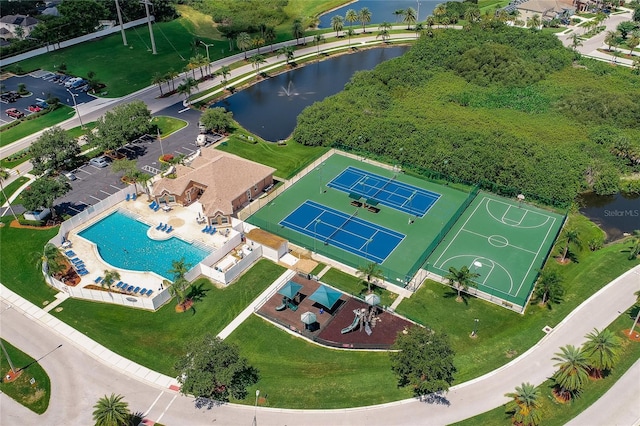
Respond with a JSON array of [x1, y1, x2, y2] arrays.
[[0, 71, 95, 126]]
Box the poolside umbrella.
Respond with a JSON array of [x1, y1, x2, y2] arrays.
[[365, 293, 381, 306], [278, 281, 303, 300], [309, 284, 342, 310]]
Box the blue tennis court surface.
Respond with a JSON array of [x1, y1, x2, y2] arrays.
[[279, 200, 405, 263], [327, 166, 441, 217]]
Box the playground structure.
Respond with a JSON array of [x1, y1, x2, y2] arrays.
[[275, 295, 299, 312], [341, 306, 379, 335]]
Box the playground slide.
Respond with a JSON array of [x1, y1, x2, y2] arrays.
[[341, 313, 360, 334]]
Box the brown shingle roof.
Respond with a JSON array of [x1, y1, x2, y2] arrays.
[[153, 151, 275, 217]]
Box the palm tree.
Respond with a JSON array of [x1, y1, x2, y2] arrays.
[[529, 14, 541, 29], [345, 8, 358, 29], [627, 35, 640, 56], [604, 30, 617, 51], [552, 345, 590, 401], [628, 230, 640, 260], [445, 265, 480, 301], [331, 15, 344, 37], [292, 18, 305, 44], [359, 7, 372, 33], [583, 328, 621, 379], [264, 26, 276, 52], [346, 28, 355, 48], [504, 382, 543, 426], [433, 4, 447, 22], [560, 228, 580, 262], [252, 36, 265, 54], [414, 22, 424, 38], [92, 393, 130, 426], [377, 22, 391, 43], [633, 57, 640, 75], [277, 45, 295, 65], [464, 8, 479, 24], [151, 72, 165, 96], [169, 258, 190, 282], [177, 77, 199, 105], [426, 15, 435, 28], [403, 7, 417, 30], [35, 243, 65, 284], [441, 16, 451, 28], [630, 290, 640, 337], [393, 9, 405, 23], [165, 69, 178, 91], [169, 277, 190, 308], [534, 269, 564, 305], [217, 65, 231, 89], [101, 269, 121, 290], [236, 32, 252, 59], [314, 34, 325, 57], [570, 33, 583, 52], [356, 262, 384, 293], [0, 168, 19, 222]]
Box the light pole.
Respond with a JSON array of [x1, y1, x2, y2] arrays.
[[471, 318, 479, 337], [268, 202, 275, 231], [66, 88, 84, 128], [200, 40, 213, 62], [417, 1, 421, 22], [317, 162, 326, 194], [253, 389, 260, 426], [364, 237, 373, 261]]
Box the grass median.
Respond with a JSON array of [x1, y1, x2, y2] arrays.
[[0, 338, 51, 414], [0, 106, 73, 148]]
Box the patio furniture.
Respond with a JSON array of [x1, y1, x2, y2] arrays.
[[131, 193, 137, 200], [166, 226, 173, 233], [140, 288, 147, 295], [156, 222, 164, 230], [116, 281, 124, 288], [126, 285, 134, 292], [126, 194, 130, 201], [64, 250, 76, 257], [94, 276, 103, 284], [146, 289, 153, 296], [133, 286, 141, 294]]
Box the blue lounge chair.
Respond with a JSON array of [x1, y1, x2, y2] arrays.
[[140, 288, 147, 295], [156, 222, 163, 230], [94, 276, 103, 284], [211, 227, 216, 234], [78, 270, 89, 276], [116, 281, 124, 288], [133, 286, 140, 294], [146, 289, 154, 296], [132, 193, 137, 200], [126, 285, 134, 292], [202, 225, 210, 233], [166, 226, 173, 233], [71, 258, 83, 264], [149, 201, 157, 210], [160, 223, 167, 231], [126, 194, 130, 201], [153, 204, 160, 211], [65, 250, 76, 257]]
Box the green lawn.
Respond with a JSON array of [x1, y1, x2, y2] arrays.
[[0, 176, 28, 205], [216, 136, 328, 179], [0, 217, 60, 306], [0, 339, 51, 414], [453, 310, 640, 426], [151, 116, 188, 137], [51, 260, 285, 375], [320, 267, 397, 308], [396, 237, 640, 383], [66, 121, 97, 139], [227, 315, 412, 408], [0, 106, 74, 147]]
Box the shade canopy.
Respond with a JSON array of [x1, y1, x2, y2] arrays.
[[278, 281, 303, 300], [300, 311, 317, 325], [309, 284, 342, 310], [365, 293, 381, 306]]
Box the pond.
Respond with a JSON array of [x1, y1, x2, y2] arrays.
[[317, 0, 452, 28], [578, 192, 640, 241], [213, 46, 409, 142]]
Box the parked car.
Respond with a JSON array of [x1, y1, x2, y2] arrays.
[[35, 100, 49, 109], [28, 104, 42, 112], [89, 156, 109, 168], [6, 108, 24, 119], [63, 171, 77, 181], [65, 77, 82, 88]]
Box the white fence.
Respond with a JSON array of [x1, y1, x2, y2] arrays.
[[3, 17, 153, 66], [46, 272, 170, 311]]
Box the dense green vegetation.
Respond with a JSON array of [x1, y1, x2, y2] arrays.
[[293, 26, 640, 206], [0, 339, 51, 414], [453, 311, 640, 426]]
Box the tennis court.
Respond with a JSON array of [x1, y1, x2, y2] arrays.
[[327, 166, 440, 217], [280, 200, 405, 263], [428, 193, 565, 307]]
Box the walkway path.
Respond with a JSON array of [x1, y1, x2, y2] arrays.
[[2, 264, 638, 425]]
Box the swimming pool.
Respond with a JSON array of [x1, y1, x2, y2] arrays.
[[78, 210, 210, 280]]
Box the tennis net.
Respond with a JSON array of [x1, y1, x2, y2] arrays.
[[369, 175, 396, 202], [324, 208, 359, 244]]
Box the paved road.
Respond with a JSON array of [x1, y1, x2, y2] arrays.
[[2, 265, 638, 425]]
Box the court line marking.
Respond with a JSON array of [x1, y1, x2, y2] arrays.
[[461, 229, 538, 255], [438, 254, 514, 294], [433, 197, 484, 267], [486, 198, 553, 229], [515, 213, 557, 298], [328, 167, 440, 217], [279, 200, 404, 263]]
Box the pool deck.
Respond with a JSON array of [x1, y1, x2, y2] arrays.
[[65, 198, 240, 291]]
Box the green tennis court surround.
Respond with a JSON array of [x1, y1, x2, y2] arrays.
[[247, 152, 473, 287], [428, 192, 566, 309]]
